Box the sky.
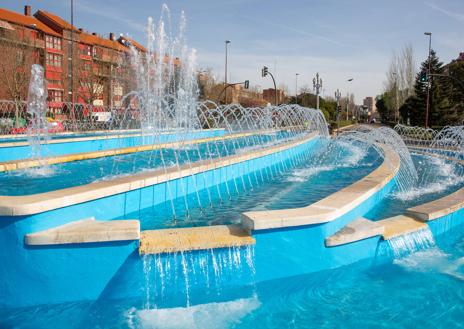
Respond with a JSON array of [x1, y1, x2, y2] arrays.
[[2, 0, 464, 103]]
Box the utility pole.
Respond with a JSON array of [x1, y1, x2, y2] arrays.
[[335, 89, 341, 135], [295, 73, 299, 104], [424, 32, 432, 128], [70, 0, 76, 130], [224, 40, 231, 104], [312, 73, 322, 110]]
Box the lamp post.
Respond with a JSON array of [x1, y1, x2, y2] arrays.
[[335, 89, 341, 135], [346, 78, 354, 121], [392, 72, 399, 123], [295, 73, 299, 104], [424, 32, 432, 128], [312, 73, 322, 110], [224, 40, 231, 104]]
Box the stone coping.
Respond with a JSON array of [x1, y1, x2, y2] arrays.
[[406, 188, 464, 222], [241, 143, 400, 231], [139, 225, 255, 255], [0, 132, 316, 216], [325, 218, 384, 247], [0, 131, 256, 172], [377, 215, 427, 240], [24, 217, 140, 246], [0, 128, 224, 148]]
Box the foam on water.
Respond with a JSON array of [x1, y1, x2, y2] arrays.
[[287, 165, 334, 182], [128, 296, 260, 329], [9, 165, 58, 178], [394, 155, 464, 201], [394, 248, 464, 281]]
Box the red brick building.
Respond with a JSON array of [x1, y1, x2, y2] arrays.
[[0, 5, 145, 119], [263, 88, 285, 105]]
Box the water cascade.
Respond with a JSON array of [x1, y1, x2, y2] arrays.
[[387, 228, 436, 258], [337, 126, 418, 193], [394, 124, 464, 200], [142, 246, 255, 310]]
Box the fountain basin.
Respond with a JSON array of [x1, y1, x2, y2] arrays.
[[0, 133, 320, 307], [0, 128, 225, 162]]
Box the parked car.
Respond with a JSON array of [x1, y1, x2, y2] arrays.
[[10, 118, 65, 135]]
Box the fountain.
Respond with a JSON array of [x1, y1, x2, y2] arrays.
[[3, 6, 464, 328], [26, 64, 49, 163]]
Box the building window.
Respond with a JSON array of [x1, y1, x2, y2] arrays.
[[93, 46, 103, 59], [48, 90, 63, 102], [80, 45, 92, 56], [46, 53, 62, 67], [45, 36, 62, 50], [47, 79, 60, 86]]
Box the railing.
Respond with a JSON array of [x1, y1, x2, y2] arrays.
[[0, 100, 140, 135]]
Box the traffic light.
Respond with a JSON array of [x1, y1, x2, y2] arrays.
[[420, 71, 428, 83], [244, 80, 250, 89], [261, 66, 268, 77]]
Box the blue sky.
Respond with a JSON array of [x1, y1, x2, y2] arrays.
[[2, 0, 463, 102]]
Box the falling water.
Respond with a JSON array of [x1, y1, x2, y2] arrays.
[[393, 124, 464, 199], [26, 64, 49, 163], [337, 126, 418, 193], [388, 228, 436, 258], [142, 246, 255, 310]]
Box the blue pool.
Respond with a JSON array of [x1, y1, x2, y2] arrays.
[[1, 218, 463, 328], [0, 129, 225, 162], [0, 134, 293, 196], [366, 153, 464, 220], [1, 119, 463, 328]]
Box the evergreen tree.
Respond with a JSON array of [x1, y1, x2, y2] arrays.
[[400, 50, 444, 127], [440, 60, 464, 125]]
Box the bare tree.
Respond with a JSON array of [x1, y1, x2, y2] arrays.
[[76, 57, 106, 106], [384, 44, 416, 122], [0, 34, 35, 127]]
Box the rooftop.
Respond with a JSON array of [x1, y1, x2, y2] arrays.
[[0, 8, 60, 37]]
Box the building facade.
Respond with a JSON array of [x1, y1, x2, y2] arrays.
[[263, 88, 285, 105], [363, 96, 376, 115], [0, 5, 144, 120]]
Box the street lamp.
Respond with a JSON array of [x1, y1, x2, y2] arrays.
[[312, 73, 322, 110], [392, 72, 399, 123], [346, 78, 354, 121], [335, 89, 341, 135], [424, 32, 432, 128], [295, 73, 299, 104], [224, 40, 231, 103]]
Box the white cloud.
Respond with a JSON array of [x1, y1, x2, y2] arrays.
[[427, 3, 464, 22]]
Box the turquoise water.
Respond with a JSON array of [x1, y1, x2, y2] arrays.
[[0, 130, 141, 144], [123, 142, 382, 229], [0, 134, 292, 196], [365, 153, 464, 220], [2, 218, 464, 328]]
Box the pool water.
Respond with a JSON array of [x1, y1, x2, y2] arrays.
[[123, 142, 382, 229], [0, 130, 141, 144], [0, 134, 295, 196], [2, 212, 463, 328], [365, 153, 464, 220]]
